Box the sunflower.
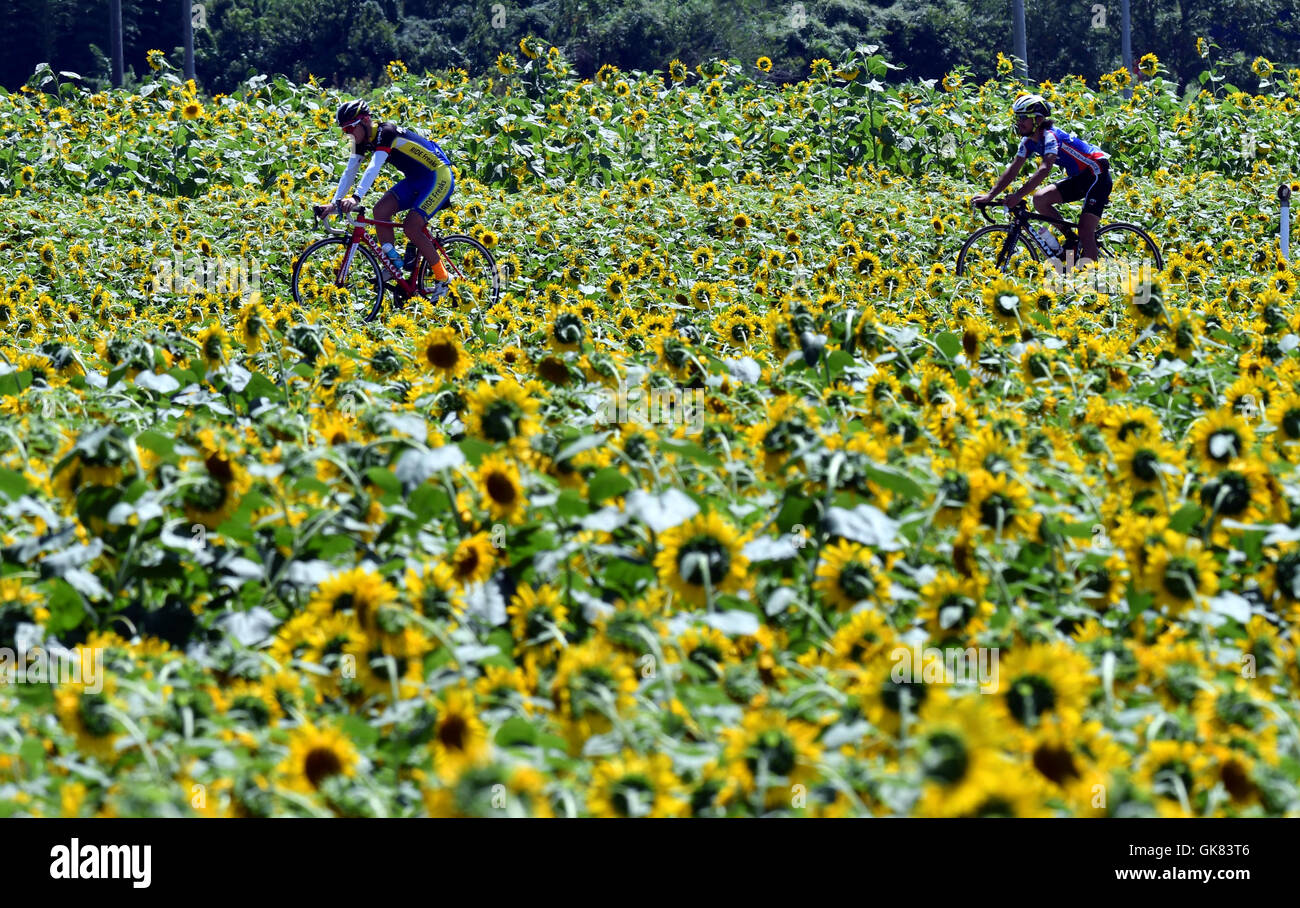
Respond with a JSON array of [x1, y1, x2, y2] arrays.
[[587, 751, 687, 817], [55, 681, 121, 765], [194, 323, 229, 370], [305, 566, 400, 639], [1187, 407, 1256, 472], [506, 583, 569, 666], [1136, 740, 1212, 812], [788, 142, 811, 166], [1198, 458, 1275, 536], [430, 687, 491, 783], [1112, 434, 1183, 491], [964, 469, 1040, 538], [463, 378, 541, 445], [655, 511, 750, 607], [825, 609, 898, 670], [405, 562, 467, 626], [1139, 53, 1160, 78], [476, 454, 525, 523], [550, 639, 638, 753], [1141, 531, 1220, 616], [994, 642, 1092, 733], [418, 326, 471, 379], [913, 692, 1009, 816], [814, 539, 890, 611], [278, 722, 359, 794], [721, 709, 822, 807], [982, 277, 1025, 326], [755, 56, 773, 73], [918, 571, 994, 639], [449, 532, 497, 587], [180, 99, 205, 120], [182, 436, 253, 530], [548, 304, 585, 352]]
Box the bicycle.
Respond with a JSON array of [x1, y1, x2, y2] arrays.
[[956, 198, 1163, 280], [291, 206, 501, 322]]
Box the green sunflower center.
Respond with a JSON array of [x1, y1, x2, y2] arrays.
[[1005, 674, 1057, 725], [1162, 557, 1201, 601], [611, 776, 655, 817], [1200, 472, 1251, 516], [747, 729, 797, 777], [676, 536, 732, 587], [1130, 450, 1161, 483], [922, 731, 969, 786], [838, 564, 876, 601]]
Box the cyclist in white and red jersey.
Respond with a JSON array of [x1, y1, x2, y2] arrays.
[[974, 93, 1112, 264]]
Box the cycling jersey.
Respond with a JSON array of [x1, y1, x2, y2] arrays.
[[357, 122, 452, 176], [331, 121, 453, 206], [1016, 127, 1109, 178]]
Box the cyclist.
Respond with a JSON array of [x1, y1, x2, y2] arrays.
[[313, 99, 454, 294], [974, 93, 1111, 266]]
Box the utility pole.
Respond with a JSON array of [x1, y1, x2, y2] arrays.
[[1121, 0, 1133, 99], [110, 0, 124, 87], [1012, 0, 1028, 80], [183, 0, 196, 81]]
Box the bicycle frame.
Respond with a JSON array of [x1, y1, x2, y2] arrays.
[[979, 200, 1077, 260], [321, 208, 463, 296]]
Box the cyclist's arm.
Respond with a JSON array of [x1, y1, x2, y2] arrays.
[[978, 156, 1026, 203], [330, 154, 363, 205], [1008, 153, 1056, 204], [351, 150, 389, 201]]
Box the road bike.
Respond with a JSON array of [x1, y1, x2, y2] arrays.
[[956, 198, 1163, 280], [291, 207, 501, 321]]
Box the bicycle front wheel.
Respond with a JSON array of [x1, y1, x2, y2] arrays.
[[418, 235, 501, 310], [291, 237, 386, 322], [1095, 222, 1163, 279], [955, 224, 1041, 278]]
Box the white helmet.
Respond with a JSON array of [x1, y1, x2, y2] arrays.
[[1012, 93, 1051, 118]]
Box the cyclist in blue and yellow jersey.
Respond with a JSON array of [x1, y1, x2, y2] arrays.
[[313, 99, 454, 287], [974, 93, 1112, 265]]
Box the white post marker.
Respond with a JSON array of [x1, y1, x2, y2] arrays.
[[1281, 183, 1291, 261]]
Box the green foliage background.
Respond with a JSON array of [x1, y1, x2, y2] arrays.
[[3, 0, 1299, 93]]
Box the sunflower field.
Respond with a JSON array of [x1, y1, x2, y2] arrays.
[[2, 38, 1300, 818]]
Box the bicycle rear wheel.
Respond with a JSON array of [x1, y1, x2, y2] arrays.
[[955, 224, 1041, 278], [417, 235, 501, 310], [1095, 222, 1163, 281], [291, 237, 386, 322]]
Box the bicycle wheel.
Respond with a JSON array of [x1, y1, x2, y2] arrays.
[[1094, 222, 1163, 283], [291, 237, 386, 322], [417, 234, 501, 310], [955, 224, 1041, 278]]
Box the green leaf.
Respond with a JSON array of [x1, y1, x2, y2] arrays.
[[0, 370, 32, 397], [1169, 504, 1205, 534], [495, 717, 537, 747], [864, 465, 924, 500], [0, 468, 28, 501], [135, 430, 176, 459], [935, 331, 962, 360], [588, 467, 633, 505]]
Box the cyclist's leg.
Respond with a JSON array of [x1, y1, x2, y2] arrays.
[[404, 164, 454, 281], [1051, 171, 1092, 267], [1031, 183, 1064, 222], [373, 187, 407, 248], [1077, 167, 1112, 264]]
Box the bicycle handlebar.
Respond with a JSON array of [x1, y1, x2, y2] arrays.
[[316, 205, 367, 237]]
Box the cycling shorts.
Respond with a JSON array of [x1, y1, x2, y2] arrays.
[[1054, 161, 1111, 217], [389, 163, 455, 220]]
